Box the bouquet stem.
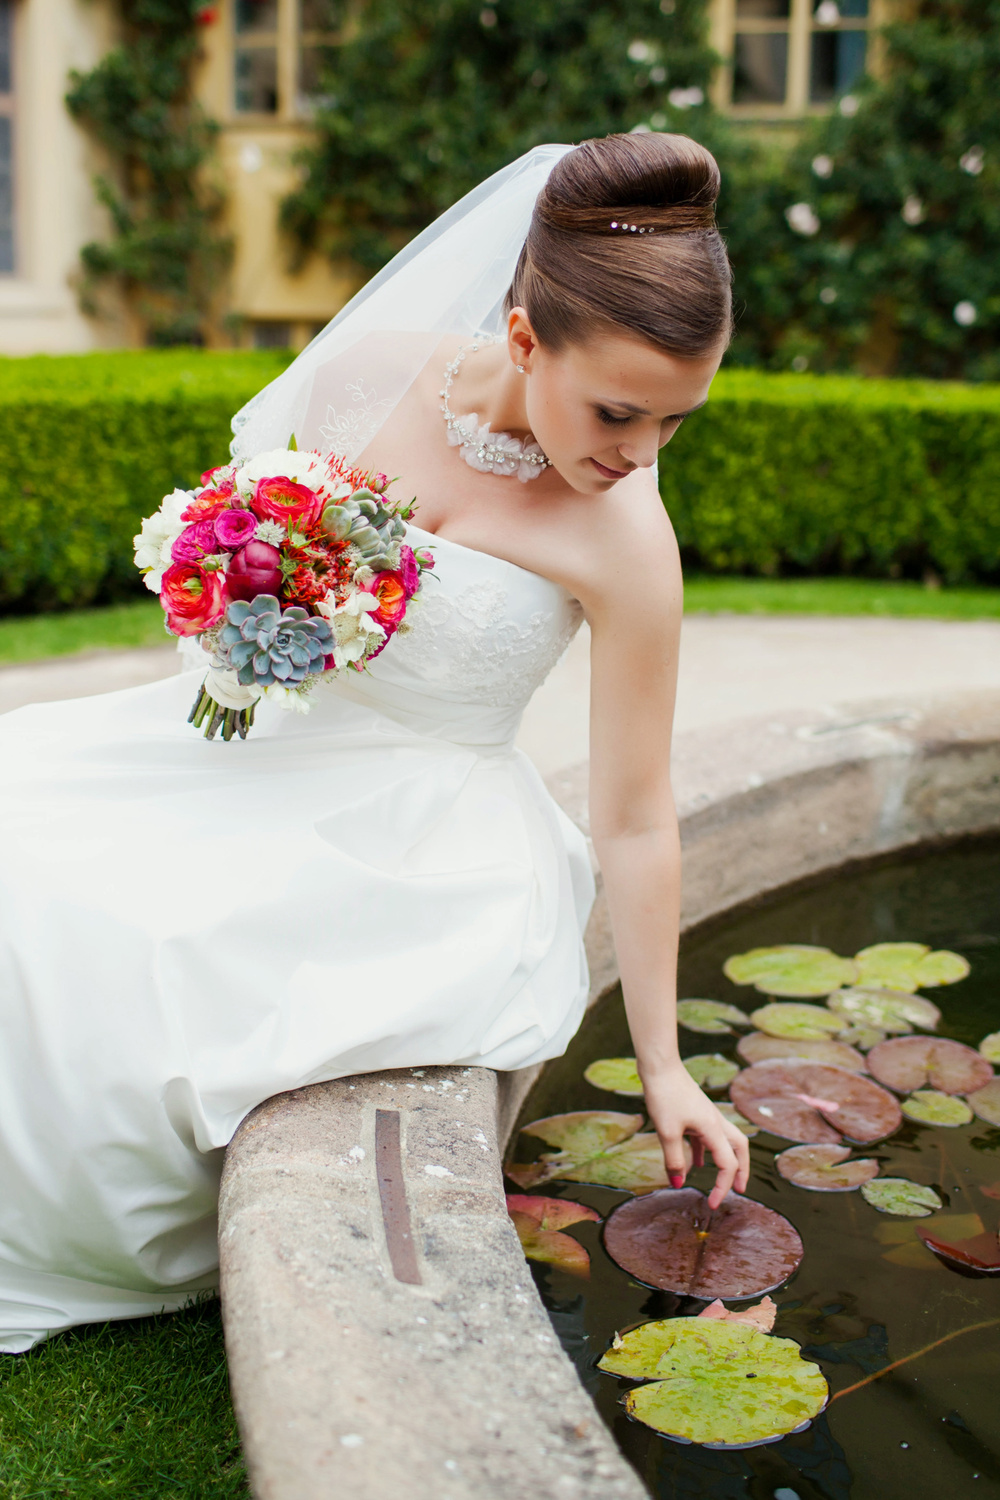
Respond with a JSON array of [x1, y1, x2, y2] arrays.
[[188, 683, 257, 741]]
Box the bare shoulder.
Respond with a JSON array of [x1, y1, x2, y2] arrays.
[[560, 468, 682, 628]]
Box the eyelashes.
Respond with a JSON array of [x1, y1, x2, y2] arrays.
[[596, 409, 690, 429]]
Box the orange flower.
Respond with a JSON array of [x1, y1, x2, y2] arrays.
[[369, 570, 407, 633]]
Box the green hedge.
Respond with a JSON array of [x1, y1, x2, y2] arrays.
[[661, 370, 1000, 583], [0, 350, 292, 613]]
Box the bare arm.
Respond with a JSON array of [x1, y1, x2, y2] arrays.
[[580, 479, 749, 1208]]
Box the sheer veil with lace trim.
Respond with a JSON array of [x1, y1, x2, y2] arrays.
[[230, 144, 572, 463]]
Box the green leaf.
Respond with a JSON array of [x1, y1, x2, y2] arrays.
[[861, 1177, 943, 1217], [716, 1101, 759, 1138], [776, 1143, 879, 1191], [853, 943, 970, 993], [583, 1057, 644, 1096], [724, 945, 857, 997], [827, 986, 940, 1033], [836, 1025, 887, 1052], [599, 1319, 828, 1448], [979, 1033, 1000, 1065], [749, 1003, 845, 1040], [505, 1194, 600, 1279], [677, 999, 752, 1035], [967, 1079, 1000, 1127], [505, 1111, 679, 1193], [901, 1090, 974, 1127], [683, 1053, 740, 1091]]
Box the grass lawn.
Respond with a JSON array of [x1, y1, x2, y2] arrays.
[[0, 1298, 248, 1499], [0, 578, 999, 670]]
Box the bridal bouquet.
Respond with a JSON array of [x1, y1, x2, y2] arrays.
[[133, 446, 433, 740]]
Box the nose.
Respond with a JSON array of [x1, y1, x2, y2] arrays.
[[617, 432, 659, 470]]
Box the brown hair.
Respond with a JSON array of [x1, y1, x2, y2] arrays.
[[504, 133, 732, 358]]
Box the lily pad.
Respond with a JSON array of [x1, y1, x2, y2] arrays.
[[724, 945, 857, 998], [583, 1057, 644, 1096], [716, 1101, 760, 1138], [836, 1025, 887, 1052], [877, 1213, 984, 1269], [750, 1003, 845, 1040], [598, 1319, 828, 1449], [684, 1054, 740, 1092], [916, 1223, 1000, 1274], [827, 987, 941, 1034], [861, 1177, 943, 1217], [603, 1187, 803, 1300], [853, 942, 970, 993], [866, 1036, 993, 1095], [677, 1000, 752, 1035], [506, 1194, 600, 1277], [967, 1078, 1000, 1127], [737, 1032, 867, 1073], [775, 1144, 879, 1192], [979, 1033, 1000, 1065], [505, 1111, 683, 1193], [698, 1296, 777, 1332], [729, 1060, 902, 1145], [901, 1090, 974, 1127]]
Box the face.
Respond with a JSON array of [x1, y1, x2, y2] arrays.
[[511, 314, 724, 494]]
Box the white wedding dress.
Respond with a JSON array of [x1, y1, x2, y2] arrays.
[[0, 523, 593, 1352]]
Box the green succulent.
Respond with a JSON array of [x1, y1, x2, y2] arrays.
[[221, 596, 333, 687]]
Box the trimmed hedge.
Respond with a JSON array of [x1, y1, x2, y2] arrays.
[[1, 355, 997, 614], [0, 350, 292, 613], [661, 370, 1000, 583]]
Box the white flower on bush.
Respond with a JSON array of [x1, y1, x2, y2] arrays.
[[819, 286, 838, 304], [132, 488, 193, 593], [317, 590, 386, 669], [812, 154, 834, 179], [953, 301, 977, 327], [839, 94, 859, 117], [667, 86, 704, 109], [901, 195, 925, 226], [627, 39, 654, 63], [960, 146, 984, 176], [235, 448, 350, 503], [786, 202, 820, 236]]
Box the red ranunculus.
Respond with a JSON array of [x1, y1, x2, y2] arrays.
[[160, 562, 226, 637], [171, 519, 220, 564], [214, 508, 257, 550], [369, 570, 407, 634], [398, 545, 420, 599], [252, 476, 324, 532], [226, 540, 284, 602]]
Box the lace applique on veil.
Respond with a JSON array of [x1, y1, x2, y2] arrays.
[[320, 379, 393, 458]]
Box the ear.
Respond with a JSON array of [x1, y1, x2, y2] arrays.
[[506, 308, 539, 372]]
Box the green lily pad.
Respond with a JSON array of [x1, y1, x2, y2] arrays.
[[505, 1111, 679, 1193], [505, 1194, 601, 1278], [776, 1143, 879, 1191], [677, 1000, 752, 1035], [835, 1025, 887, 1052], [750, 1003, 845, 1040], [737, 1032, 867, 1072], [583, 1057, 644, 1096], [716, 1101, 759, 1138], [599, 1319, 828, 1448], [979, 1033, 1000, 1065], [684, 1053, 740, 1092], [901, 1090, 974, 1127], [853, 943, 970, 993], [827, 987, 940, 1033], [724, 945, 857, 998], [967, 1078, 1000, 1127], [861, 1177, 943, 1217]]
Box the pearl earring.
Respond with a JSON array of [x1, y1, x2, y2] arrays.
[[516, 363, 525, 374]]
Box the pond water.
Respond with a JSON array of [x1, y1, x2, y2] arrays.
[[512, 839, 1000, 1500]]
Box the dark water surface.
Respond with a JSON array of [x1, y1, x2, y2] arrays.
[[514, 840, 1000, 1500]]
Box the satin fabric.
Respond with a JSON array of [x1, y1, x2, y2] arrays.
[[0, 528, 593, 1351]]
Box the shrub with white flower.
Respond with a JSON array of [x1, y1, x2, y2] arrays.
[[901, 196, 925, 226], [786, 203, 820, 237], [667, 86, 704, 110], [960, 147, 984, 176], [954, 301, 977, 327], [812, 155, 834, 179]]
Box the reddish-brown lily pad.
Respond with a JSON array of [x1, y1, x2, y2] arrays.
[[729, 1060, 902, 1145], [506, 1194, 601, 1278], [916, 1224, 1000, 1274], [737, 1032, 868, 1073], [775, 1144, 880, 1192], [866, 1036, 993, 1096], [967, 1078, 1000, 1126], [603, 1186, 804, 1300]]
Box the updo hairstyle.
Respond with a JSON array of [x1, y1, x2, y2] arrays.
[[505, 133, 732, 359]]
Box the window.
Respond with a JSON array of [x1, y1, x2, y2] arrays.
[[233, 0, 343, 118], [711, 0, 880, 117], [0, 0, 13, 272]]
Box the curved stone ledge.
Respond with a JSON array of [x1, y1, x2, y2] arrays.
[[221, 688, 1000, 1498]]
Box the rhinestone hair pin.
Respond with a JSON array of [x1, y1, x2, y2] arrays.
[[609, 221, 655, 233]]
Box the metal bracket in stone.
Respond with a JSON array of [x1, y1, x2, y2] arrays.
[[219, 1066, 646, 1500]]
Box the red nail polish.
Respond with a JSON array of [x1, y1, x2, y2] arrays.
[[669, 1172, 685, 1188]]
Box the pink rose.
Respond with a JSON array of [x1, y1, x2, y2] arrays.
[[398, 544, 420, 599], [252, 476, 324, 532], [369, 570, 407, 634], [226, 540, 284, 602], [214, 508, 257, 550], [171, 519, 220, 564], [160, 562, 226, 636]]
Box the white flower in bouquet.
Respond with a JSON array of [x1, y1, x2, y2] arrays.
[[261, 683, 313, 713], [235, 448, 351, 503], [132, 489, 195, 592], [318, 590, 386, 668]]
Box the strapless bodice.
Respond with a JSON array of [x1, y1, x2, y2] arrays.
[[319, 524, 583, 751]]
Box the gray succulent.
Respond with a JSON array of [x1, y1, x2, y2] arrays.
[[220, 595, 334, 687], [321, 487, 406, 571]]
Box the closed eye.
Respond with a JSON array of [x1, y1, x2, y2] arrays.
[[597, 407, 632, 427]]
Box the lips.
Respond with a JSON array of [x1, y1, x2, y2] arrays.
[[590, 458, 630, 480]]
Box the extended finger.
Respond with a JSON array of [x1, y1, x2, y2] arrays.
[[706, 1136, 739, 1210], [660, 1133, 691, 1189], [730, 1126, 751, 1193]]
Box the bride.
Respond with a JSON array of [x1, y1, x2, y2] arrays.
[[0, 130, 749, 1352]]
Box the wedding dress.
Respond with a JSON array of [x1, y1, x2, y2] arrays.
[[0, 521, 592, 1352]]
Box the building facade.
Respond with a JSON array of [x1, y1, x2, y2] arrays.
[[0, 0, 892, 355]]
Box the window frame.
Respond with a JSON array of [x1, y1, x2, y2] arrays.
[[709, 0, 888, 119], [230, 0, 342, 121], [0, 0, 15, 274]]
